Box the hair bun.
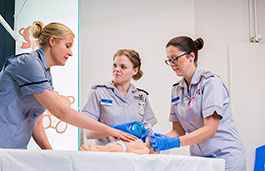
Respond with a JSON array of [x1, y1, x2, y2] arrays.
[[194, 38, 204, 50], [31, 21, 44, 39]]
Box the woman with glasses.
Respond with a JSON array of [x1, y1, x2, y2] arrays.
[[81, 49, 157, 145], [148, 36, 246, 171]]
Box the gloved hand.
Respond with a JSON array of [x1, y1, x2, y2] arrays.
[[140, 128, 151, 143], [148, 133, 180, 152], [110, 121, 140, 137]]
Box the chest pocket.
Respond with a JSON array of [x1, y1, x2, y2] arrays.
[[100, 99, 113, 106], [100, 98, 115, 115], [99, 97, 125, 123], [172, 88, 187, 120]]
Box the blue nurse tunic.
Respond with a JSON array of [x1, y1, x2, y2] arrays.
[[0, 48, 53, 149]]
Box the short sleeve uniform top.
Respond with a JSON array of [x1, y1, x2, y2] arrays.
[[0, 48, 53, 149], [169, 67, 245, 159], [82, 82, 157, 145]]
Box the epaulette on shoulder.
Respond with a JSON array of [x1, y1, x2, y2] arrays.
[[92, 84, 106, 89], [201, 71, 214, 79], [172, 82, 179, 87], [137, 88, 149, 95], [172, 79, 183, 87]]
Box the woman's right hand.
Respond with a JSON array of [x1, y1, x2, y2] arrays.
[[107, 127, 138, 142]]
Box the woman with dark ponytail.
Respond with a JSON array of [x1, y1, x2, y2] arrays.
[[148, 36, 246, 171]]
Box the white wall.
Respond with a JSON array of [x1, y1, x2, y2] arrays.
[[194, 0, 249, 86], [229, 43, 265, 171], [80, 0, 265, 169]]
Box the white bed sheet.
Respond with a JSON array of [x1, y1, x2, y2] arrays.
[[0, 149, 225, 171]]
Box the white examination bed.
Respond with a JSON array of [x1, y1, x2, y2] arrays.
[[0, 149, 225, 171]]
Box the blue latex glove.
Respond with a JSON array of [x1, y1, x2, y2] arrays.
[[148, 133, 180, 152], [140, 128, 151, 143], [110, 121, 140, 137]]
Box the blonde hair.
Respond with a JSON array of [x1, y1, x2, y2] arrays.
[[113, 49, 143, 81], [31, 21, 74, 48]]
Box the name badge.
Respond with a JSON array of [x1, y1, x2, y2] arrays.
[[101, 99, 113, 106], [171, 96, 180, 105]]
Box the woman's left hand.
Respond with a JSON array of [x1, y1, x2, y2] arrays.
[[148, 133, 180, 152], [107, 127, 138, 142]]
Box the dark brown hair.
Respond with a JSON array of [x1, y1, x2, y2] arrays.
[[166, 36, 204, 64]]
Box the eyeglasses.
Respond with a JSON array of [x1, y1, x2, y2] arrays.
[[165, 52, 190, 65]]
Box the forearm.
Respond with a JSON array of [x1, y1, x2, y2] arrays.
[[85, 129, 109, 139], [32, 115, 52, 150], [56, 106, 110, 133], [34, 90, 138, 142], [166, 130, 182, 137], [34, 90, 111, 134], [179, 113, 220, 146], [179, 125, 215, 146]]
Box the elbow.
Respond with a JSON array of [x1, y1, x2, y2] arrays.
[[55, 113, 64, 121]]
